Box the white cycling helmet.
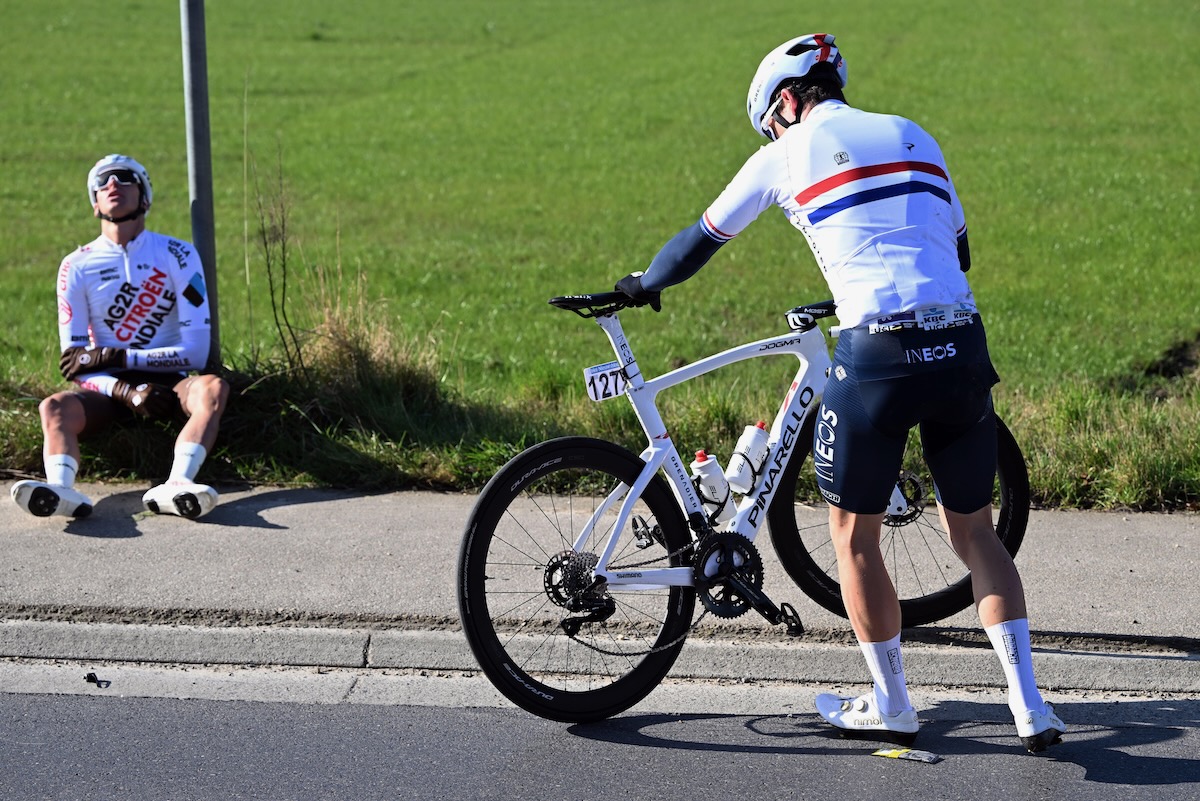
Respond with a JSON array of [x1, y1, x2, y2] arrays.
[[746, 33, 848, 139], [87, 154, 152, 216]]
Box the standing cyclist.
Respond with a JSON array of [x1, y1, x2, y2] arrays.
[[614, 34, 1065, 753], [10, 154, 229, 520]]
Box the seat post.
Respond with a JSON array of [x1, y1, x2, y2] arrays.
[[594, 313, 643, 387]]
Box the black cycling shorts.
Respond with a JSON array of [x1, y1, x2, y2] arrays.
[[76, 370, 186, 436], [812, 315, 1001, 514]]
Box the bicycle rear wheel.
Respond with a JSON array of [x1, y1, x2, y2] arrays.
[[457, 437, 695, 722], [767, 415, 1029, 627]]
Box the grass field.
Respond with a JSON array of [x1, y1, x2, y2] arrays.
[[1, 0, 1197, 507]]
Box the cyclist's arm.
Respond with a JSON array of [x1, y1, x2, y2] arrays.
[[125, 244, 212, 372], [642, 145, 786, 291], [945, 164, 970, 272], [640, 219, 727, 291], [56, 253, 92, 353], [74, 373, 121, 396], [124, 325, 210, 373]]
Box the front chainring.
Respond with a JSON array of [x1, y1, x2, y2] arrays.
[[692, 532, 765, 619]]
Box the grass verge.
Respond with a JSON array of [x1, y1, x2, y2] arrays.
[[2, 329, 1196, 511]]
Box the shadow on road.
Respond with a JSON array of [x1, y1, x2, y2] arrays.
[[569, 698, 1200, 787], [61, 486, 392, 538]]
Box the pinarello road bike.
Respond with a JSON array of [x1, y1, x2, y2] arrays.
[[457, 292, 1028, 722]]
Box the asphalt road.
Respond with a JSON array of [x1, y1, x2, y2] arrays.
[[4, 665, 1199, 801]]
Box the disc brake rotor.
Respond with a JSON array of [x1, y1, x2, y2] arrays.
[[885, 469, 927, 527]]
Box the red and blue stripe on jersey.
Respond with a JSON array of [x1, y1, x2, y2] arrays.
[[700, 212, 737, 243], [796, 160, 952, 225]]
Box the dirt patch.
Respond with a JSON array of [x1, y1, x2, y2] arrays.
[[1108, 329, 1200, 397]]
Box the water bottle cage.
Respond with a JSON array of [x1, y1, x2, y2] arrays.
[[693, 476, 731, 509], [731, 448, 765, 493]]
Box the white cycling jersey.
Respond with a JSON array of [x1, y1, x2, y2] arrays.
[[701, 100, 974, 328], [57, 230, 211, 392]]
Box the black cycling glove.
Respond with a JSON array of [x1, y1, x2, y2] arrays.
[[614, 272, 662, 312], [112, 379, 178, 419], [59, 346, 127, 380]]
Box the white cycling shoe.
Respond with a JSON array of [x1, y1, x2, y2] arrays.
[[815, 693, 920, 745], [1017, 702, 1066, 753], [10, 481, 93, 518], [142, 480, 218, 519]]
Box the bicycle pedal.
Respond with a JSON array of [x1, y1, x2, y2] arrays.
[[779, 602, 805, 637]]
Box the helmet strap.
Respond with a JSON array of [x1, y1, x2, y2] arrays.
[[97, 207, 146, 224], [95, 186, 148, 223]]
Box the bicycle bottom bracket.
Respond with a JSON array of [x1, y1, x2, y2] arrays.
[[544, 550, 599, 608], [692, 532, 764, 619]]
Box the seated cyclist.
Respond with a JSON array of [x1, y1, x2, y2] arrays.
[[10, 154, 229, 520], [614, 34, 1065, 753]]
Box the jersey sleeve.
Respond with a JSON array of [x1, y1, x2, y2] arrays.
[[75, 373, 120, 397], [640, 145, 791, 292], [943, 166, 969, 269], [56, 253, 91, 353], [701, 145, 791, 242]]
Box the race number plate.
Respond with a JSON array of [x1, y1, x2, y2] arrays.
[[584, 361, 628, 402]]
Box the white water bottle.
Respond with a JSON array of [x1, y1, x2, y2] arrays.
[[690, 450, 735, 526], [725, 421, 770, 494]]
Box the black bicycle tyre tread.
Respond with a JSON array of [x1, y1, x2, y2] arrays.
[[457, 436, 695, 722], [767, 415, 1029, 627]]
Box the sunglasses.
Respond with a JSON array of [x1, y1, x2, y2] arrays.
[[762, 95, 785, 141], [92, 169, 140, 189]]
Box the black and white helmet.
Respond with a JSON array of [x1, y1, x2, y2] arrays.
[[86, 154, 153, 209], [746, 33, 848, 139]]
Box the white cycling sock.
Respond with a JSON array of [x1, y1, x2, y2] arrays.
[[168, 442, 207, 482], [984, 618, 1045, 716], [44, 454, 79, 488], [859, 634, 912, 716]]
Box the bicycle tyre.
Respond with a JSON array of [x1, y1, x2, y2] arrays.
[[457, 436, 696, 722], [767, 415, 1029, 627]]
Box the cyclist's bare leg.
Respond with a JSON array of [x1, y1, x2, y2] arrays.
[[829, 507, 900, 642], [941, 503, 1058, 743], [940, 503, 1027, 627], [39, 390, 117, 464], [827, 505, 916, 719], [174, 374, 229, 452]]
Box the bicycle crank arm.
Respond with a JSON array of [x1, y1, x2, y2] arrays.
[[723, 574, 805, 637]]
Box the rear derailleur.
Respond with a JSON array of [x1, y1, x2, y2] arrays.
[[545, 549, 616, 636]]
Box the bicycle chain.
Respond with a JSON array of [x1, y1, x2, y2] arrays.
[[562, 607, 710, 658], [607, 539, 695, 571]]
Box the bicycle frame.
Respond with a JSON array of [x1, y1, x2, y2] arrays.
[[581, 310, 833, 592]]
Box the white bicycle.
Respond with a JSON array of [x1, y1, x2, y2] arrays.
[[457, 291, 1028, 722]]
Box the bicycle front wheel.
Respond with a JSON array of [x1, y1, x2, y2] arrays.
[[767, 415, 1029, 627], [457, 437, 695, 723]]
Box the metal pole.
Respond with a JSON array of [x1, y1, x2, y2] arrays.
[[180, 0, 220, 370]]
